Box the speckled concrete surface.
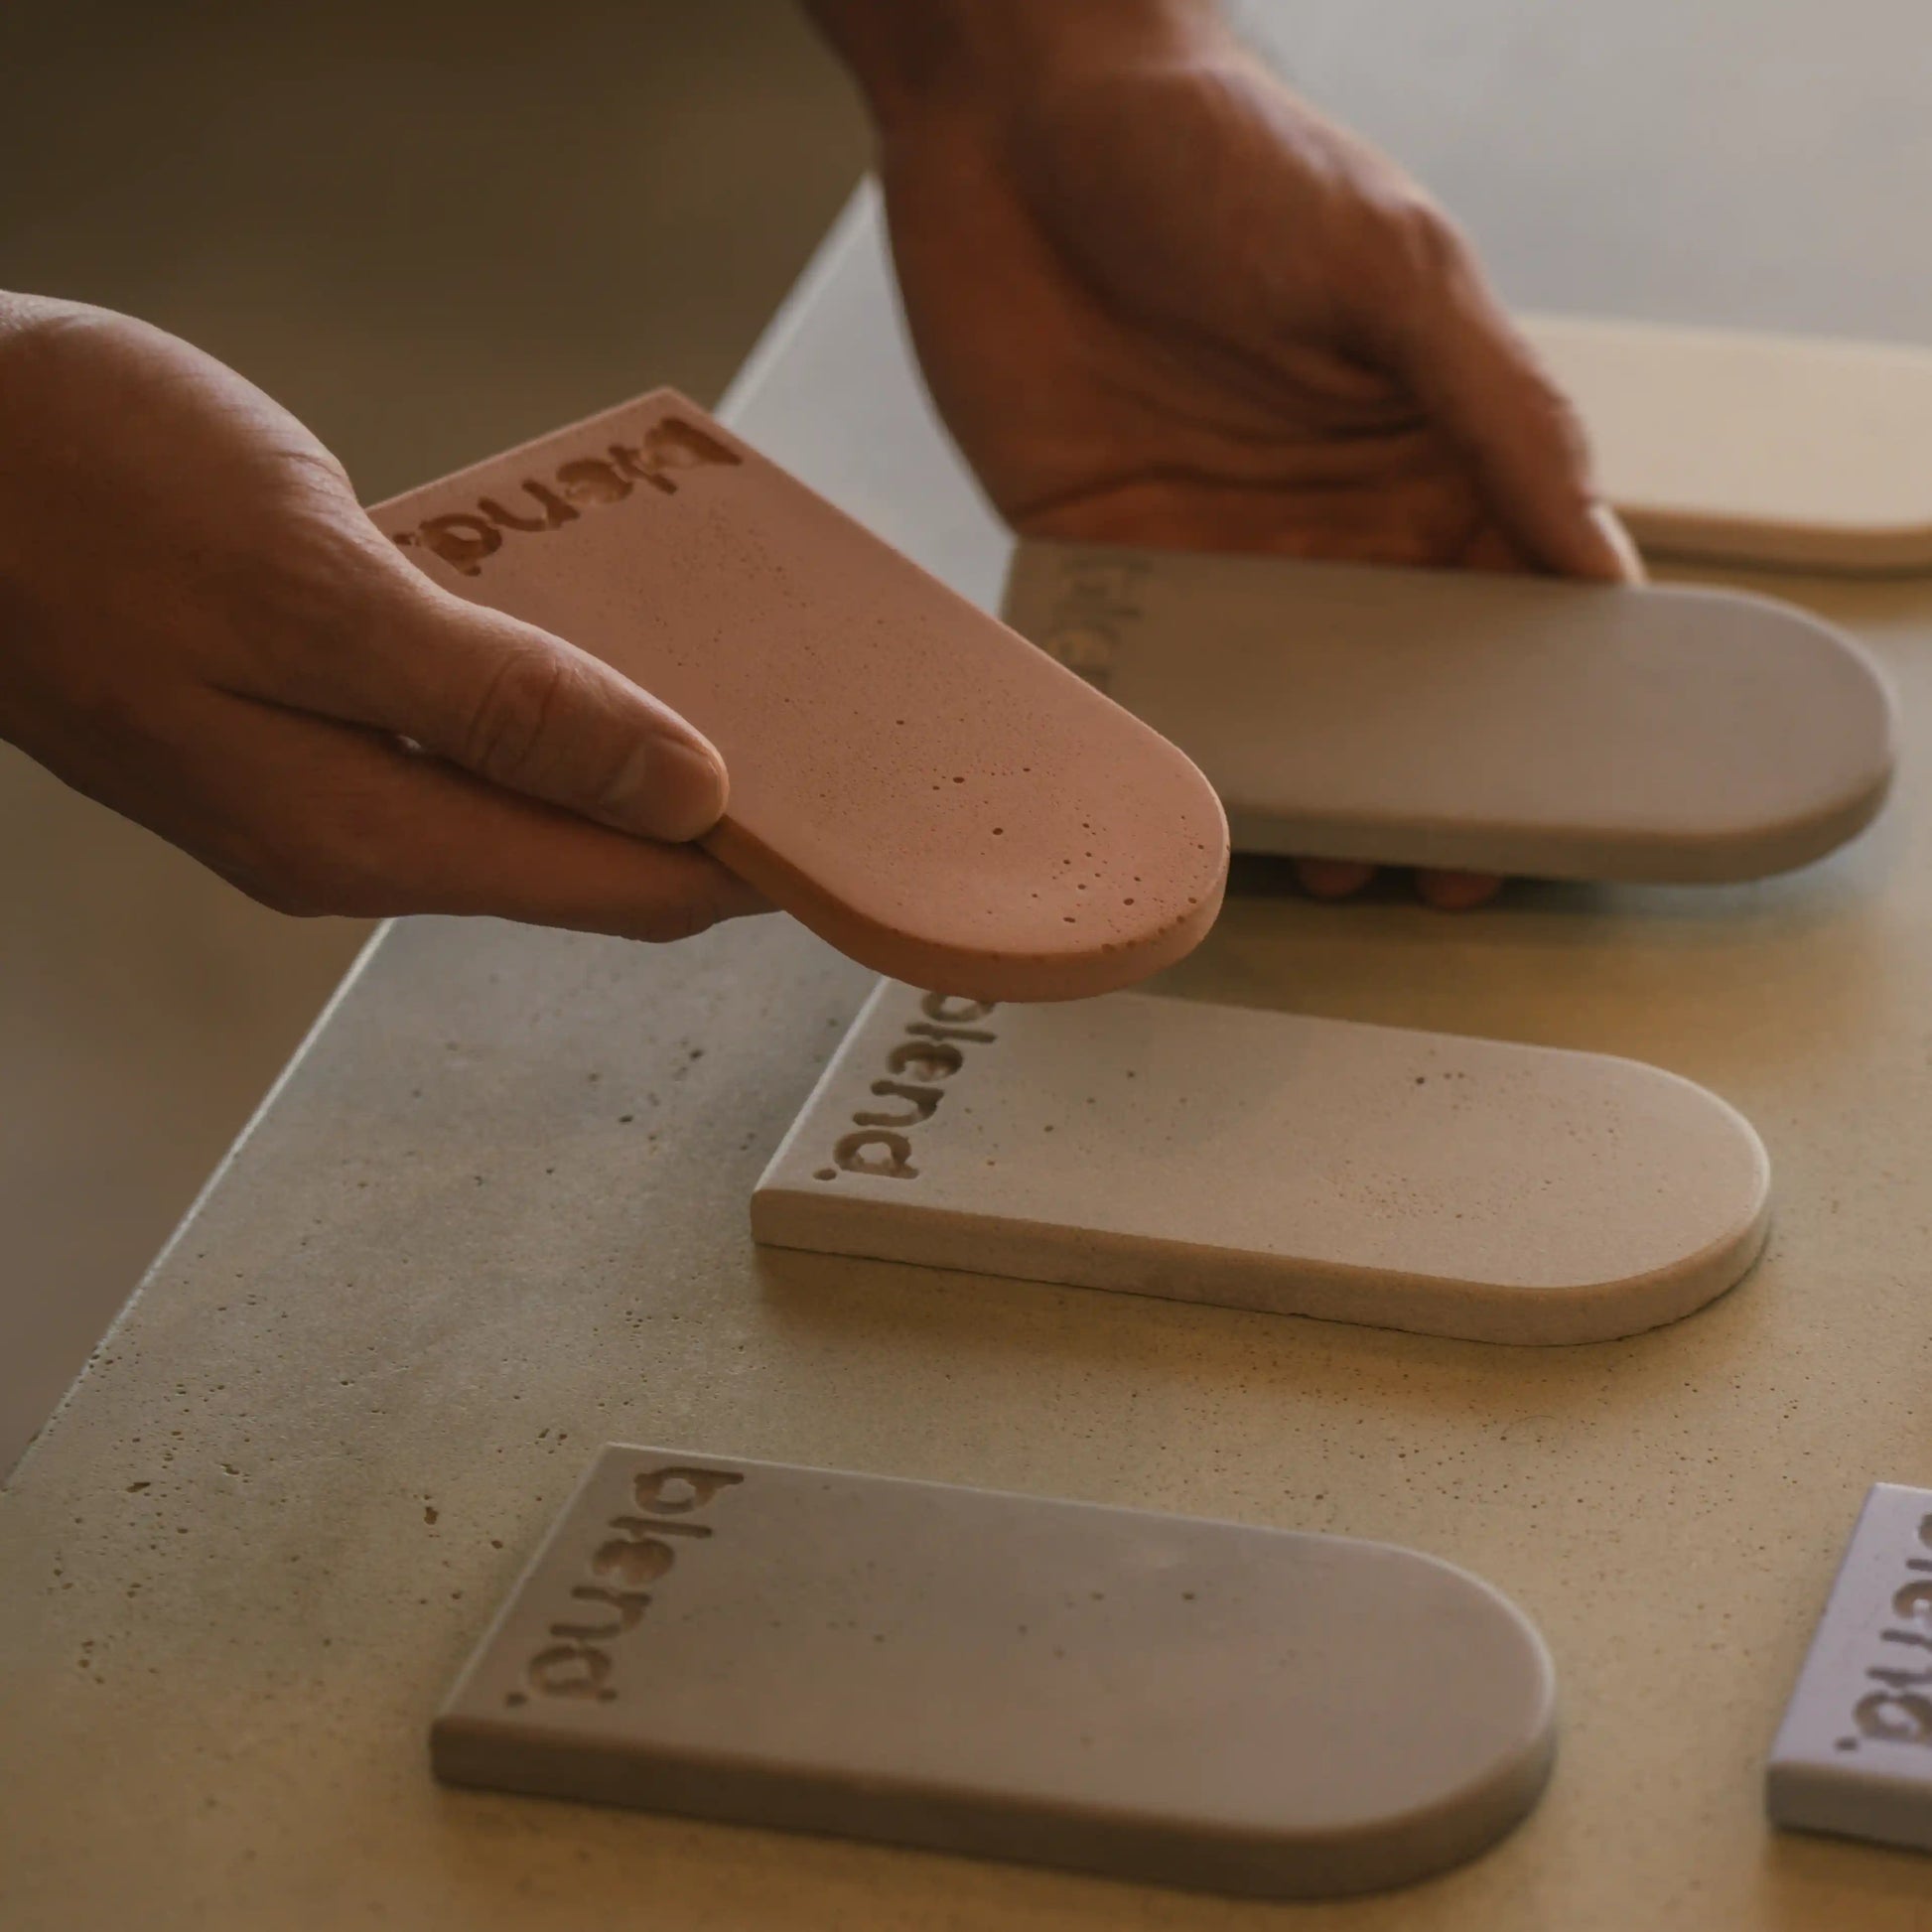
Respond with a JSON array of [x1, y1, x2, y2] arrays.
[[12, 0, 1932, 1921], [7, 189, 1932, 1928]]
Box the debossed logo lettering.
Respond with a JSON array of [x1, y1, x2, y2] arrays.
[[813, 992, 998, 1183], [1837, 1510, 1932, 1753], [509, 1461, 744, 1707], [389, 416, 742, 578], [1035, 555, 1154, 696]]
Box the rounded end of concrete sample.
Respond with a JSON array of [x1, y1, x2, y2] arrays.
[[1003, 544, 1895, 884], [374, 390, 1227, 1003], [1524, 315, 1932, 571], [703, 680, 1228, 1004], [432, 1447, 1559, 1898], [1496, 1056, 1772, 1339], [1207, 1539, 1559, 1896], [1608, 584, 1896, 880]]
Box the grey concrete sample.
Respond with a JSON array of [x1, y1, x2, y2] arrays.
[[435, 1444, 1558, 1898], [1002, 541, 1895, 883], [754, 982, 1770, 1345], [1525, 316, 1932, 572], [374, 396, 1225, 1002], [1768, 1484, 1932, 1853]]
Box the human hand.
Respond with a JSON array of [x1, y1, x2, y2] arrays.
[[812, 0, 1641, 909], [0, 298, 763, 939]]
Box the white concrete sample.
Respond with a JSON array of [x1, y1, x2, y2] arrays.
[[753, 983, 1771, 1345], [1524, 315, 1932, 571], [1001, 542, 1894, 883], [1768, 1484, 1932, 1853], [434, 1444, 1559, 1898]]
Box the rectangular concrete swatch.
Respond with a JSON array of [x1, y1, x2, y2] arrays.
[[752, 982, 1769, 1345], [1001, 539, 1892, 884], [433, 1444, 1556, 1897], [1768, 1483, 1932, 1853]]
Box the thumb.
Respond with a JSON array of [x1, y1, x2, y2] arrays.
[[298, 572, 730, 844], [1383, 215, 1643, 584]]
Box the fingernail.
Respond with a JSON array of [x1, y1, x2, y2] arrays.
[[1590, 502, 1647, 583], [610, 730, 729, 843]]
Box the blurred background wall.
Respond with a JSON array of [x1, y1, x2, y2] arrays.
[[0, 1, 868, 1472]]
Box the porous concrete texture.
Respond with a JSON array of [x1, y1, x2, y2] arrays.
[[12, 1, 1932, 1926], [377, 396, 1226, 1001]]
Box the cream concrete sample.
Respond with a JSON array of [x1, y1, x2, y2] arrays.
[[1524, 316, 1932, 572], [1768, 1484, 1932, 1853], [435, 1444, 1558, 1898], [1002, 542, 1894, 883], [375, 396, 1226, 1002], [753, 982, 1771, 1345]]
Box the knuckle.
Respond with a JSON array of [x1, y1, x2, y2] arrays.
[[215, 822, 387, 920], [1494, 351, 1601, 502], [457, 646, 574, 790], [1529, 374, 1595, 466], [1381, 194, 1467, 284], [219, 851, 326, 919], [237, 525, 384, 651], [202, 528, 391, 707], [1349, 193, 1475, 333], [254, 883, 327, 919], [291, 831, 395, 918], [1342, 193, 1475, 352], [630, 890, 723, 946]]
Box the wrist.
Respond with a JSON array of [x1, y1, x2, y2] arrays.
[[805, 0, 1227, 134]]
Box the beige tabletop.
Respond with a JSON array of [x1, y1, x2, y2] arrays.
[[11, 5, 1932, 1923]]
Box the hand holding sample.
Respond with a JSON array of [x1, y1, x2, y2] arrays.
[[812, 0, 1641, 905], [0, 298, 760, 941]]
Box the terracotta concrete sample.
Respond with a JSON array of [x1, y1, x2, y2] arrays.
[[434, 1444, 1558, 1898], [1002, 541, 1894, 883], [1768, 1484, 1932, 1853], [753, 982, 1770, 1345], [1524, 315, 1932, 571], [374, 394, 1226, 1000]]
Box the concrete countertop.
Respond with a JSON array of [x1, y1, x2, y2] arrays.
[[11, 2, 1932, 1921]]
